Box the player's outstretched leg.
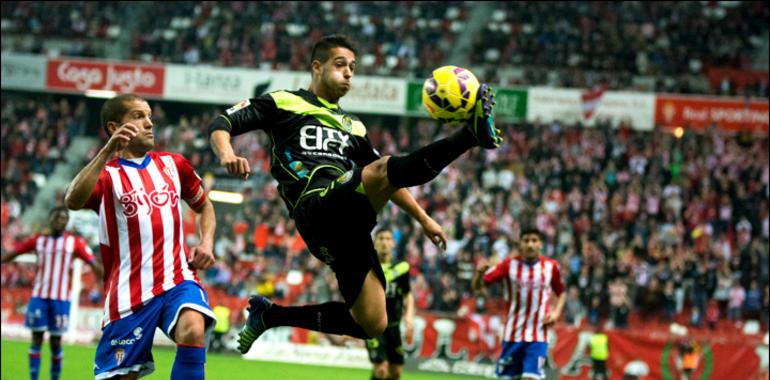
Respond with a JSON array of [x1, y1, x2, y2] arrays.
[[385, 84, 500, 190], [237, 295, 374, 354]]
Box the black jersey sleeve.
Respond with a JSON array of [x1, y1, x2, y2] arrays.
[[208, 95, 279, 137], [350, 134, 381, 167]]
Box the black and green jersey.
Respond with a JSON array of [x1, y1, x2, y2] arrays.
[[212, 89, 380, 214], [382, 261, 411, 326]]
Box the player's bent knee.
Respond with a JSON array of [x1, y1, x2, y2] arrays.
[[176, 324, 205, 345], [374, 364, 389, 379], [175, 309, 206, 345], [362, 157, 392, 189], [361, 315, 387, 338]]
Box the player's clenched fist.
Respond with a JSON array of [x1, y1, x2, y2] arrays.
[[219, 153, 251, 180], [106, 123, 139, 152], [187, 245, 215, 270]]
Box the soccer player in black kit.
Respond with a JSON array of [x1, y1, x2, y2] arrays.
[[366, 227, 413, 380], [208, 35, 501, 354]]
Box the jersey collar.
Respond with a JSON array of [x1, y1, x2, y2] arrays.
[[316, 95, 339, 110], [300, 88, 340, 111], [119, 154, 152, 169]]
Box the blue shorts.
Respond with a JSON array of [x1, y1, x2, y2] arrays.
[[25, 297, 71, 335], [496, 341, 548, 379], [94, 281, 215, 380]]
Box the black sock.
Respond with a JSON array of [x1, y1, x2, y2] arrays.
[[263, 302, 370, 339], [387, 127, 475, 188]]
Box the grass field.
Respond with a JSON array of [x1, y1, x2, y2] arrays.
[[1, 339, 474, 380]]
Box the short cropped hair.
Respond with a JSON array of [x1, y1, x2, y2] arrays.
[[310, 35, 357, 67], [49, 206, 69, 217], [373, 226, 392, 238], [520, 226, 543, 240], [100, 93, 145, 135]]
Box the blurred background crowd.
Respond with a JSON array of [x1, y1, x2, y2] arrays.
[[1, 1, 768, 335], [2, 93, 768, 332], [2, 1, 768, 94]]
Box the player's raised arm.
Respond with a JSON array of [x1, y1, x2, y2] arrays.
[[209, 128, 251, 180], [65, 122, 139, 210], [208, 96, 279, 180]]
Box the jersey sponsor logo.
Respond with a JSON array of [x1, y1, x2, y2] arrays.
[[119, 184, 179, 218], [516, 278, 545, 291], [110, 327, 143, 346], [226, 99, 251, 115], [299, 125, 351, 155], [335, 170, 354, 185]]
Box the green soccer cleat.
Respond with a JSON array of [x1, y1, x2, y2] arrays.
[[237, 295, 272, 354], [466, 83, 502, 149]]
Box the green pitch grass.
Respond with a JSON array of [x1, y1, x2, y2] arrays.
[[1, 339, 474, 379]]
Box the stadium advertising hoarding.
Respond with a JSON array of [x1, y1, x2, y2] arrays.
[[45, 58, 165, 97], [241, 312, 766, 378], [1, 53, 46, 91], [406, 82, 528, 121], [655, 94, 769, 133], [527, 87, 656, 130], [163, 65, 406, 115]]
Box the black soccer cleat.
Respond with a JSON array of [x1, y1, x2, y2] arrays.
[[237, 295, 272, 354], [466, 83, 502, 149]]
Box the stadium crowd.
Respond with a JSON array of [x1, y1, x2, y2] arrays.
[[2, 1, 767, 96], [4, 91, 767, 333], [1, 95, 89, 248]]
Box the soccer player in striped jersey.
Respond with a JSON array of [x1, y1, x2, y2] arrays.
[[65, 93, 217, 380], [2, 206, 103, 380], [472, 227, 566, 380]]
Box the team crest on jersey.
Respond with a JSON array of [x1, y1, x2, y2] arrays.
[[115, 348, 125, 365], [342, 115, 353, 133], [163, 165, 176, 180], [226, 99, 251, 115]]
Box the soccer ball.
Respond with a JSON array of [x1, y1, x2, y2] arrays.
[[421, 65, 480, 122]]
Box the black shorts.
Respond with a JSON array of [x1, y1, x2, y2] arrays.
[[592, 359, 607, 376], [365, 324, 405, 364], [293, 167, 386, 307]]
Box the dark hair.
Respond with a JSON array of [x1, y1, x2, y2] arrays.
[[520, 226, 543, 240], [373, 226, 392, 237], [49, 206, 69, 217], [310, 35, 357, 68], [100, 93, 145, 135]]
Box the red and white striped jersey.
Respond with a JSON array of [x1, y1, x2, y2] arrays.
[[483, 256, 565, 343], [85, 152, 207, 326], [14, 232, 95, 301]]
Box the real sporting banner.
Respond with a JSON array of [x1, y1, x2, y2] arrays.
[[46, 58, 165, 97], [406, 82, 527, 121], [1, 52, 46, 91], [655, 94, 769, 133], [527, 87, 656, 130]]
